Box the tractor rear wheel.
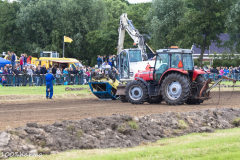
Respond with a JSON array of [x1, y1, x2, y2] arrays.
[[119, 95, 128, 103], [125, 81, 147, 104], [186, 75, 205, 105], [161, 73, 190, 105], [146, 95, 163, 104]]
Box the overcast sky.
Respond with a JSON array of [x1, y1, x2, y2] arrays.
[[128, 0, 152, 3]]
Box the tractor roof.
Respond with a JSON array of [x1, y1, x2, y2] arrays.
[[156, 48, 193, 54]]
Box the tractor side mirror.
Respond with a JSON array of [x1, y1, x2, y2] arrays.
[[149, 67, 155, 72]]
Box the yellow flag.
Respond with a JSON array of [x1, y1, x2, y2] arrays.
[[64, 36, 73, 43]]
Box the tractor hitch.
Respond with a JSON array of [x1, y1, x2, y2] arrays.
[[198, 76, 237, 100]]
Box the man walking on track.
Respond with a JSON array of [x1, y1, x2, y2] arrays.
[[45, 70, 55, 99]]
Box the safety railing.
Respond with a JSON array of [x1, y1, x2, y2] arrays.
[[1, 73, 239, 86], [0, 74, 85, 86], [203, 73, 240, 81]]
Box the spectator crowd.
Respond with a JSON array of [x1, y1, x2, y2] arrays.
[[0, 61, 95, 87], [1, 51, 240, 87], [1, 52, 121, 87], [97, 54, 117, 69], [195, 65, 240, 79]]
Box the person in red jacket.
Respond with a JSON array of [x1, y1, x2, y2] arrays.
[[20, 54, 24, 71]]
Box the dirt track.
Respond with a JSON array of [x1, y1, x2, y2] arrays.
[[0, 91, 239, 131]]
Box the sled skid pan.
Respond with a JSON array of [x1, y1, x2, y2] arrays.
[[116, 85, 126, 95], [198, 76, 237, 100]]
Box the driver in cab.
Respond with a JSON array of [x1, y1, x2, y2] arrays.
[[172, 55, 180, 67]]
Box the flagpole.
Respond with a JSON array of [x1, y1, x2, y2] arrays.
[[63, 36, 65, 60]]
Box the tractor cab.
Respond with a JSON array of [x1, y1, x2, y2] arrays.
[[135, 46, 195, 84], [153, 47, 194, 83]]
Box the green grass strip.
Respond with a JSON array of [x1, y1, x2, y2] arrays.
[[0, 85, 90, 95]]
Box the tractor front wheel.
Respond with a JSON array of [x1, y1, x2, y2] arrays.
[[125, 81, 147, 104], [161, 73, 190, 105]]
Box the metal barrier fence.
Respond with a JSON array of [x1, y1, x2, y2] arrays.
[[203, 73, 240, 81], [0, 74, 85, 86], [0, 73, 239, 86]]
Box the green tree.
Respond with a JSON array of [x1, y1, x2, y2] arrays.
[[145, 0, 186, 49], [16, 0, 63, 54], [16, 0, 107, 65], [104, 0, 130, 20], [176, 0, 235, 67], [124, 2, 151, 49], [86, 0, 152, 66], [225, 0, 240, 53], [60, 0, 107, 65], [120, 0, 130, 6], [0, 0, 24, 55], [86, 0, 129, 65]]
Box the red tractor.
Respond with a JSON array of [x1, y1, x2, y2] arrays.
[[122, 47, 207, 105]]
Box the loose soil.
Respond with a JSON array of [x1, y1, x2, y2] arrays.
[[0, 91, 239, 131]]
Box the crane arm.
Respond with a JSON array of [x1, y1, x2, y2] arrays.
[[117, 13, 147, 60]]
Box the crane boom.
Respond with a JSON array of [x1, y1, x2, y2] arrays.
[[117, 13, 147, 60]]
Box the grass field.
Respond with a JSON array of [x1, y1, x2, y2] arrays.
[[10, 128, 240, 160], [219, 81, 240, 85], [0, 85, 90, 95]]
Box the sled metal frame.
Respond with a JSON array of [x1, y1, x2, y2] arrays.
[[198, 76, 237, 100]]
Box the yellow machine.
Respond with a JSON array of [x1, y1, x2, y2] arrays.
[[29, 51, 81, 69], [89, 72, 121, 100]]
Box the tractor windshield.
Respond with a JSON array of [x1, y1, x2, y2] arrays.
[[129, 50, 142, 62]]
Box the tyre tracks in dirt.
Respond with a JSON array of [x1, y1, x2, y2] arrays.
[[0, 91, 239, 131]]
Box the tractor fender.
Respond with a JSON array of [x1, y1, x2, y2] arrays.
[[192, 69, 205, 81], [159, 68, 188, 84], [134, 77, 148, 87]]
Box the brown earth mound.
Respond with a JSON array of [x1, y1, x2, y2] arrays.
[[0, 108, 240, 158]]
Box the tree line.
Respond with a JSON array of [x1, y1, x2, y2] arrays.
[[0, 0, 240, 66]]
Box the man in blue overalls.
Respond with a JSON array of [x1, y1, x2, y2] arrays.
[[45, 70, 55, 99]]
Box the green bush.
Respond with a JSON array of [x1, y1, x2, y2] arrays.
[[213, 59, 240, 67], [222, 60, 231, 67], [213, 60, 222, 67], [233, 59, 240, 67], [194, 59, 200, 67], [203, 61, 210, 66]]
